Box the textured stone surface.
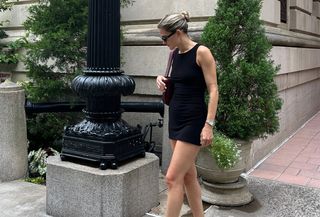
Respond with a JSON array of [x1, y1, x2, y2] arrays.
[[204, 176, 320, 217], [122, 46, 168, 77], [46, 153, 159, 217], [0, 4, 29, 28], [270, 46, 320, 74], [313, 2, 320, 18], [0, 181, 49, 217], [121, 0, 217, 21], [0, 81, 28, 182], [265, 25, 320, 48], [290, 9, 317, 35], [290, 0, 313, 14], [261, 0, 280, 25]]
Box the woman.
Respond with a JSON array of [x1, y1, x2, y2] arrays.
[[156, 11, 219, 217]]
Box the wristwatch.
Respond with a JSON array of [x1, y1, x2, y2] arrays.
[[205, 119, 215, 127]]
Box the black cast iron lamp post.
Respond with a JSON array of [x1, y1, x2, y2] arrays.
[[60, 0, 145, 169]]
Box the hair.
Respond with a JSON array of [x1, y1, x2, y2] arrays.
[[157, 11, 190, 33]]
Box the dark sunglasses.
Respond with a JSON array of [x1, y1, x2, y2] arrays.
[[161, 31, 176, 42]]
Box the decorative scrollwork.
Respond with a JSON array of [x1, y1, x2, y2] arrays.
[[64, 118, 141, 141]]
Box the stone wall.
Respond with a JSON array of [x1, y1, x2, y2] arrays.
[[1, 0, 320, 171], [290, 0, 320, 36]]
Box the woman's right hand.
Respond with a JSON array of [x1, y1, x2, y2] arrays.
[[156, 75, 168, 92]]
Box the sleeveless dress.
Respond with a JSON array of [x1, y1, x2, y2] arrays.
[[168, 44, 207, 146]]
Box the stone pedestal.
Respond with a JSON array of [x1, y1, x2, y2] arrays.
[[0, 81, 28, 182], [201, 176, 253, 206], [46, 153, 159, 217]]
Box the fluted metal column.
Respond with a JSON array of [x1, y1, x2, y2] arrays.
[[60, 0, 145, 169], [87, 0, 121, 72]]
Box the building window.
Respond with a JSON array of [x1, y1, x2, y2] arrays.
[[280, 0, 287, 23]]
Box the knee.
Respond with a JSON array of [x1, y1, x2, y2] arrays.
[[165, 172, 181, 189]]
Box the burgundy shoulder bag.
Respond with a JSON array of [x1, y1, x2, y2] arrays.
[[162, 50, 175, 105]]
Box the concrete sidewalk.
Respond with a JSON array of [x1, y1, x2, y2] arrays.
[[250, 111, 320, 188], [205, 175, 320, 217], [1, 175, 320, 217], [0, 180, 48, 217]]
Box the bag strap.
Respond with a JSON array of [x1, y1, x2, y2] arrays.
[[164, 49, 175, 77]]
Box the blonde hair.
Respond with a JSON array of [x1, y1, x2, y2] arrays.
[[158, 11, 190, 33]]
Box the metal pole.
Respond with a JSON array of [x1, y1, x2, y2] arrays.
[[61, 0, 145, 169]]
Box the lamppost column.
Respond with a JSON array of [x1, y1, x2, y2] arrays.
[[61, 0, 145, 170], [87, 0, 121, 72]]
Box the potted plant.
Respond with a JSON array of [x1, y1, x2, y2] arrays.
[[196, 132, 255, 206], [196, 0, 282, 206], [197, 132, 242, 184]]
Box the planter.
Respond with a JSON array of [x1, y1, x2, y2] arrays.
[[0, 72, 11, 83], [196, 139, 252, 184], [196, 139, 253, 206]]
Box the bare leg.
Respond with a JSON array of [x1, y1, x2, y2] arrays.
[[165, 140, 201, 217], [184, 164, 204, 217]]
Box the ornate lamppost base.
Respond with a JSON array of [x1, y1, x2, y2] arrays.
[[60, 119, 145, 170], [59, 0, 146, 170]]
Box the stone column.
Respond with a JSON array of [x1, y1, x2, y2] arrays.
[[0, 80, 28, 182]]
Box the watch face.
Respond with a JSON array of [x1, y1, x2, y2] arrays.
[[206, 120, 214, 126], [206, 120, 215, 127]]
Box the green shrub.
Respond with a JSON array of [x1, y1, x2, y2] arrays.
[[201, 0, 282, 140], [27, 112, 80, 152], [23, 0, 88, 102]]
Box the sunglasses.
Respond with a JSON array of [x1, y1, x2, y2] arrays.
[[161, 31, 176, 42]]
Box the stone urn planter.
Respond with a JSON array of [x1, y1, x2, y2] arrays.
[[196, 139, 253, 206]]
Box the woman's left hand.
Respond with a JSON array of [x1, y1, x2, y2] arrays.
[[200, 125, 213, 147]]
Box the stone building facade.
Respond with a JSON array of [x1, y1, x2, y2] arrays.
[[1, 0, 320, 171]]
